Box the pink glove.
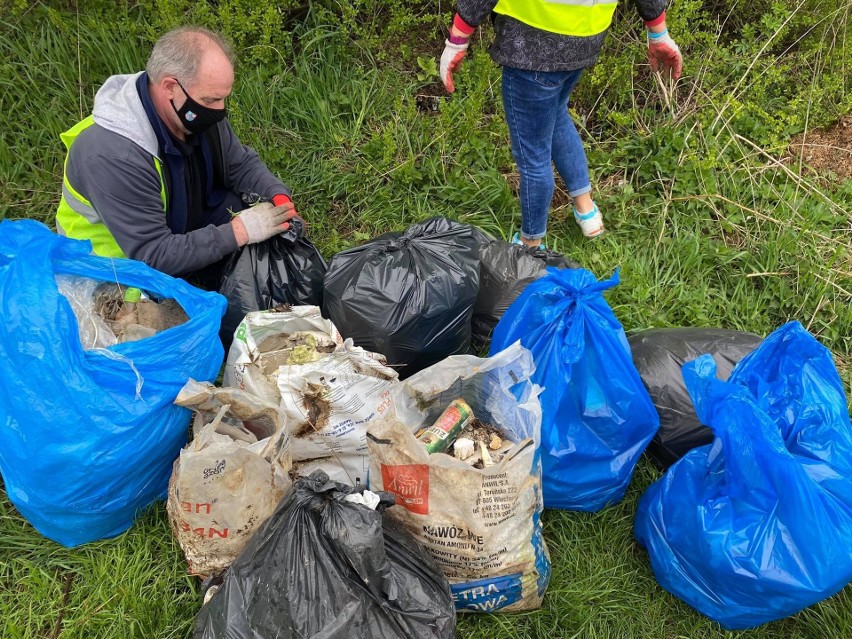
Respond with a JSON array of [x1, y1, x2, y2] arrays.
[[647, 29, 682, 79], [440, 40, 468, 93], [440, 13, 475, 93]]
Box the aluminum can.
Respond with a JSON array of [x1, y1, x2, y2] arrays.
[[417, 398, 474, 454]]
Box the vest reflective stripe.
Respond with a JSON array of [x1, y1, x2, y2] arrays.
[[56, 199, 127, 257], [153, 157, 167, 210], [55, 115, 167, 258], [493, 0, 618, 37], [55, 116, 125, 257], [60, 183, 97, 220]]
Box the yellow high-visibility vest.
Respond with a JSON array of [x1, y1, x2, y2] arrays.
[[494, 0, 618, 38], [55, 116, 167, 257]]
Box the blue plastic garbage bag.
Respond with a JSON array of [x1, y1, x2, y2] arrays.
[[0, 220, 226, 546], [635, 322, 852, 630], [490, 268, 659, 510]]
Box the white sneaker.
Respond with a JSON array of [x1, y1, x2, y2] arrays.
[[574, 204, 605, 238]]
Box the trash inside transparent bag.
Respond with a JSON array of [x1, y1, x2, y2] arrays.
[[55, 274, 118, 349]]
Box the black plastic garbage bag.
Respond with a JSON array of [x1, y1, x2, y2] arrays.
[[472, 236, 580, 349], [323, 217, 479, 378], [628, 328, 763, 469], [194, 471, 456, 639], [218, 220, 326, 345]]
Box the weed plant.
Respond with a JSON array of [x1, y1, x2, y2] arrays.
[[0, 1, 850, 637]]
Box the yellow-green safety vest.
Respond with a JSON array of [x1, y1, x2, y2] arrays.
[[55, 116, 167, 257], [494, 0, 618, 38]]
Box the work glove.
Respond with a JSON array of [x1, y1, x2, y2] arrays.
[[238, 201, 296, 244], [440, 39, 469, 93], [271, 193, 307, 240], [647, 30, 682, 80]]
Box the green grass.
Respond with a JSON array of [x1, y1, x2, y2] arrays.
[[1, 1, 852, 637]]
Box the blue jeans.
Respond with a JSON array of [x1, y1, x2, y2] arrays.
[[502, 66, 591, 240]]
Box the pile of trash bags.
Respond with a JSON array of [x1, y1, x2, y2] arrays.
[[323, 217, 583, 377], [176, 312, 552, 634], [634, 321, 852, 629], [4, 217, 851, 634]]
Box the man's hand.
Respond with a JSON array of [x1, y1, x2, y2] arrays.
[[440, 39, 469, 93], [232, 201, 297, 247], [271, 193, 295, 212], [647, 30, 682, 80]]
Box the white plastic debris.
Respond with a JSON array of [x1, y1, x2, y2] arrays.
[[479, 441, 494, 468], [344, 490, 382, 510], [203, 585, 219, 605], [453, 437, 476, 461]]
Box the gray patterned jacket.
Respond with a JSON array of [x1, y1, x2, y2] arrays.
[[456, 0, 667, 72]]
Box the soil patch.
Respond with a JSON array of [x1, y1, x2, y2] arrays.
[[415, 91, 442, 115], [788, 114, 852, 181], [504, 171, 572, 209]]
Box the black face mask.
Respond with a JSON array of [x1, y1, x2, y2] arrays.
[[170, 79, 227, 135]]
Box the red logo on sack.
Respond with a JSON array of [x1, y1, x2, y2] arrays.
[[381, 464, 429, 515]]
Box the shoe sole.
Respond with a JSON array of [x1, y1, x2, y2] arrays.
[[575, 212, 605, 239]]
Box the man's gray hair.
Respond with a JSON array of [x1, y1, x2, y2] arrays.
[[146, 27, 235, 84]]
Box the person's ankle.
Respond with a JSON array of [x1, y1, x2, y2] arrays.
[[512, 232, 545, 249], [573, 193, 595, 214]]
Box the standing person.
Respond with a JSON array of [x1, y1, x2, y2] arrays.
[[56, 26, 300, 283], [440, 1, 682, 246]]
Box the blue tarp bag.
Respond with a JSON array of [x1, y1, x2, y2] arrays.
[[635, 321, 852, 629], [0, 220, 226, 546], [490, 268, 659, 510]]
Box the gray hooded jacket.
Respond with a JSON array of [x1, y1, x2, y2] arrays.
[[63, 71, 289, 277]]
